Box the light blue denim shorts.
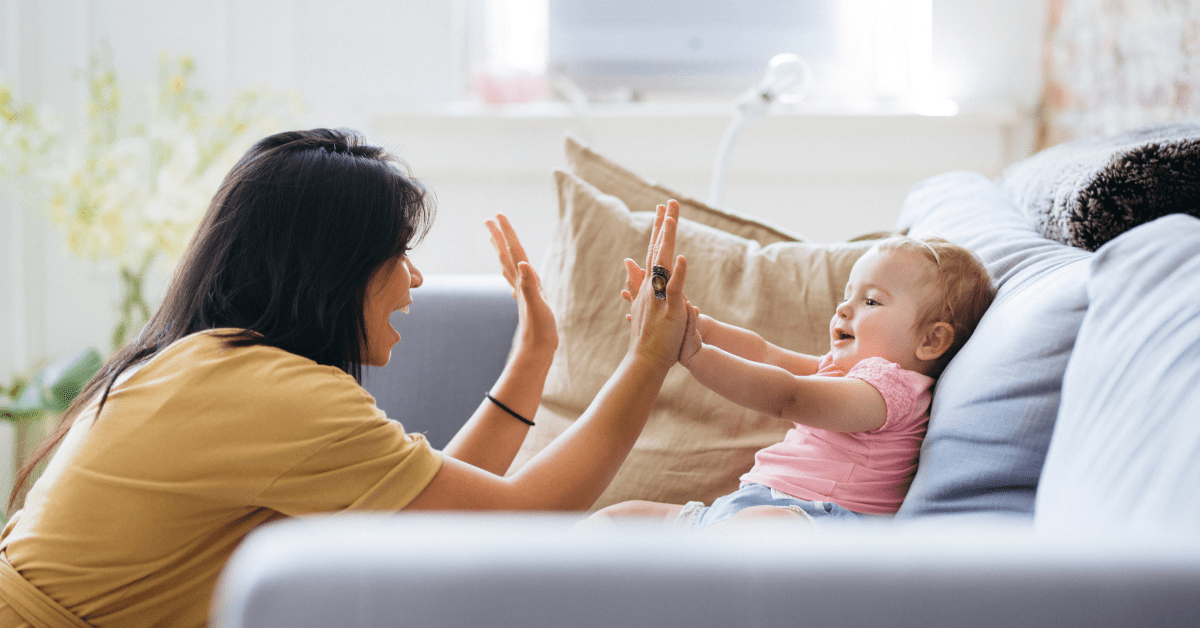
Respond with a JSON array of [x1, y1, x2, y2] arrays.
[[674, 483, 864, 532]]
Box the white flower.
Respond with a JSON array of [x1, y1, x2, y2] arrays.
[[3, 55, 292, 348]]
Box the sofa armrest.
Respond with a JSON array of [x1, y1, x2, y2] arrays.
[[361, 274, 518, 449], [213, 515, 1200, 628]]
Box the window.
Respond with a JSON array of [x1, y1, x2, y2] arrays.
[[470, 0, 944, 111]]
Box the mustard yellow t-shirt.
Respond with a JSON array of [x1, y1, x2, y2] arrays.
[[0, 330, 442, 627]]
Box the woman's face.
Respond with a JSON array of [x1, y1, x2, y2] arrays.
[[363, 255, 422, 367]]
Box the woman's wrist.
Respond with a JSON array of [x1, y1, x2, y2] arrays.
[[625, 340, 679, 377], [508, 344, 555, 375], [618, 353, 674, 391]]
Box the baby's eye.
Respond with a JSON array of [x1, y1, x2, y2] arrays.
[[864, 298, 880, 306]]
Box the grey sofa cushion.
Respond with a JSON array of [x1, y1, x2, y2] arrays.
[[1037, 214, 1200, 531], [894, 172, 1092, 520], [214, 514, 1200, 628]]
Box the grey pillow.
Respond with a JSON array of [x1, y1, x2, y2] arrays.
[[1036, 214, 1200, 531], [893, 172, 1092, 520]]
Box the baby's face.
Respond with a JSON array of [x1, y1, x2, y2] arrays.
[[829, 247, 940, 373]]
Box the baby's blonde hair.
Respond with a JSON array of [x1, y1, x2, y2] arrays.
[[873, 235, 995, 377]]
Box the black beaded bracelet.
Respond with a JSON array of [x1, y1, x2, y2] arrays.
[[485, 393, 536, 426]]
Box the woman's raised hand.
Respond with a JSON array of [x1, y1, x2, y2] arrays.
[[487, 214, 558, 363], [626, 200, 689, 369], [621, 200, 678, 306]]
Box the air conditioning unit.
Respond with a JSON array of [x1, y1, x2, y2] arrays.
[[547, 0, 836, 96]]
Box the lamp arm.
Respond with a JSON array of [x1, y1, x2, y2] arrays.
[[708, 53, 813, 207]]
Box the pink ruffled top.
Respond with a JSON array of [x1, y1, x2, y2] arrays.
[[739, 354, 933, 515]]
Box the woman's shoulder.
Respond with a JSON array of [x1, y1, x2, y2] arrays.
[[164, 328, 349, 370], [139, 328, 368, 408]]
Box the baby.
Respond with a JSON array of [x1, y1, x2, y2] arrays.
[[589, 225, 995, 531]]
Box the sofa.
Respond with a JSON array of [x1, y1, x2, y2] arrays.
[[211, 127, 1200, 627]]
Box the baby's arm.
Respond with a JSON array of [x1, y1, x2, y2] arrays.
[[684, 341, 887, 433], [694, 313, 821, 376]]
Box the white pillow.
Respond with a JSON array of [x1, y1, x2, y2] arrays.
[[1036, 213, 1200, 531]]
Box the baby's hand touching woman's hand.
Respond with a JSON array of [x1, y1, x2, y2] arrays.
[[679, 303, 702, 367], [621, 199, 700, 366]]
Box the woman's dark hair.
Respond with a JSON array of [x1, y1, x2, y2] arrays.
[[8, 128, 433, 511]]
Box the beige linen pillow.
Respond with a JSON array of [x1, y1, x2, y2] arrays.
[[565, 136, 805, 245], [507, 169, 877, 510]]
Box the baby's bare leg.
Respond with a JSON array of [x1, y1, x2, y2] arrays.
[[573, 500, 683, 532]]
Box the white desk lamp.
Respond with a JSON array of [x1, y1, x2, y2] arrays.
[[709, 53, 814, 207]]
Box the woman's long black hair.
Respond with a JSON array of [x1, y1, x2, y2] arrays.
[[9, 128, 434, 511]]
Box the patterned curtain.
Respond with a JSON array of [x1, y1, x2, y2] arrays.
[[1037, 0, 1200, 150]]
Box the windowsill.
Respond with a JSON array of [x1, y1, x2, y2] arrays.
[[393, 98, 1020, 121], [370, 99, 1032, 182], [368, 98, 1034, 274]]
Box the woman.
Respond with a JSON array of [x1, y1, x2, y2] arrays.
[[0, 129, 689, 627]]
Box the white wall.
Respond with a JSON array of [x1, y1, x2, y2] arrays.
[[0, 0, 1049, 385], [932, 0, 1048, 107]]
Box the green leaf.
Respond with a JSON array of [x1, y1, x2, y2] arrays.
[[9, 371, 47, 416], [2, 348, 103, 420], [42, 348, 104, 414]]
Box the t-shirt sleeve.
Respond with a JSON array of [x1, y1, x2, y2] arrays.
[[258, 416, 443, 515], [248, 364, 443, 515], [844, 357, 933, 432]]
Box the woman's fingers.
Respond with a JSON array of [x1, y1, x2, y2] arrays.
[[516, 261, 537, 297], [645, 203, 666, 269], [652, 216, 679, 270], [485, 220, 509, 267], [649, 200, 681, 270], [627, 252, 690, 368], [623, 258, 645, 303], [667, 254, 687, 300], [485, 219, 518, 290], [489, 213, 540, 298], [495, 213, 531, 268]]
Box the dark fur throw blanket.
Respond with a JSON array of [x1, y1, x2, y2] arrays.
[[998, 122, 1200, 251]]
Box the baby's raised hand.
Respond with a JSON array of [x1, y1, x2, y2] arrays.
[[679, 302, 702, 367], [621, 258, 646, 306]]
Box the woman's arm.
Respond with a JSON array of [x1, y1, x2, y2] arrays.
[[408, 203, 690, 511], [407, 348, 676, 511], [439, 214, 556, 475], [685, 341, 886, 433]]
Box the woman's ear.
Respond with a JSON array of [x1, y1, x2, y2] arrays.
[[916, 322, 955, 362]]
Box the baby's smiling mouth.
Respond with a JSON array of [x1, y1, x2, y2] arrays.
[[835, 329, 854, 341]]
